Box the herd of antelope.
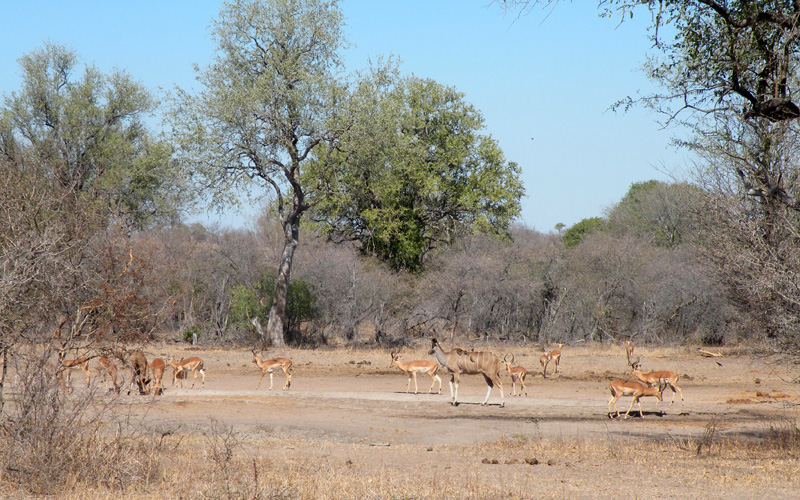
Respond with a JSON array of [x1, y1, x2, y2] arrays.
[[51, 338, 681, 419], [52, 348, 291, 396], [391, 338, 682, 418]]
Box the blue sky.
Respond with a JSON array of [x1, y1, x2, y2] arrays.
[[0, 1, 688, 233]]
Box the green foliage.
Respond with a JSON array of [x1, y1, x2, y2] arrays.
[[607, 180, 701, 248], [182, 325, 201, 343], [1, 43, 189, 230], [562, 217, 606, 248], [229, 270, 317, 337], [307, 75, 524, 272], [168, 0, 347, 213]]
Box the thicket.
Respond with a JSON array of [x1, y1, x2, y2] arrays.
[[115, 183, 739, 348]]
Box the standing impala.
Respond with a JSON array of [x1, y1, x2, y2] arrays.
[[428, 338, 504, 407], [608, 379, 665, 419], [95, 356, 121, 394], [168, 356, 205, 388], [625, 340, 635, 366], [251, 349, 292, 390], [504, 353, 528, 396], [389, 351, 442, 394], [539, 352, 551, 378], [631, 363, 683, 406], [60, 357, 92, 392], [548, 343, 564, 374], [150, 358, 166, 395]]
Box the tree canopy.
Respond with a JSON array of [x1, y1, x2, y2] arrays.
[[169, 0, 350, 346], [0, 43, 187, 230], [307, 75, 524, 272]]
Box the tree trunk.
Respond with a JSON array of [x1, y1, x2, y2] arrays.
[[266, 209, 301, 347]]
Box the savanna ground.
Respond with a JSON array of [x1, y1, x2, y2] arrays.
[[4, 341, 800, 499]]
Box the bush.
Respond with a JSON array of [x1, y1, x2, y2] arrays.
[[182, 325, 202, 343], [0, 352, 159, 494]]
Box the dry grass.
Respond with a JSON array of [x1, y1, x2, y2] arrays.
[[5, 429, 799, 500], [2, 342, 800, 499]]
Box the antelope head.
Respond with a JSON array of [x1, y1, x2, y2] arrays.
[[504, 352, 515, 371]]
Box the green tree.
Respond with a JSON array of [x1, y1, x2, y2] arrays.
[[562, 217, 606, 248], [169, 0, 350, 346], [229, 270, 316, 345], [606, 180, 701, 248], [307, 76, 524, 272], [498, 1, 800, 346], [0, 43, 187, 229]]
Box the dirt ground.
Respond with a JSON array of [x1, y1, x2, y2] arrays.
[[98, 342, 800, 499]]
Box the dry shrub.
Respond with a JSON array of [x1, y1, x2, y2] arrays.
[[763, 417, 800, 454], [0, 355, 160, 495]]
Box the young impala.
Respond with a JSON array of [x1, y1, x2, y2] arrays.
[[251, 349, 292, 390], [631, 363, 684, 406], [608, 379, 665, 419], [168, 356, 205, 388], [389, 351, 442, 394], [504, 353, 528, 396]]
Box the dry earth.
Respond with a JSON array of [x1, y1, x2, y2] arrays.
[[71, 342, 800, 498]]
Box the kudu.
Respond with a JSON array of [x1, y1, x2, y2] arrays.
[[429, 338, 505, 407]]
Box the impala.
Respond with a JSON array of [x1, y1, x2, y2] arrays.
[[504, 353, 528, 396], [128, 350, 150, 395], [96, 356, 121, 394], [45, 362, 68, 392], [429, 338, 505, 407], [389, 351, 442, 394], [608, 379, 665, 419], [251, 349, 292, 390], [548, 343, 564, 374], [625, 340, 635, 366], [631, 363, 684, 406], [61, 357, 92, 392], [168, 357, 206, 388], [150, 358, 166, 395], [539, 352, 551, 378]]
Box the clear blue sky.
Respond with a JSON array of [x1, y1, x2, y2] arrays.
[[0, 1, 688, 233]]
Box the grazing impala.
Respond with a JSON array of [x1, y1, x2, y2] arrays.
[[128, 350, 150, 395], [548, 343, 564, 374], [504, 354, 528, 396], [251, 349, 292, 390], [95, 356, 121, 394], [608, 379, 665, 419], [429, 338, 505, 407], [168, 357, 205, 388], [150, 358, 166, 395], [631, 363, 684, 406], [389, 351, 442, 394]]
